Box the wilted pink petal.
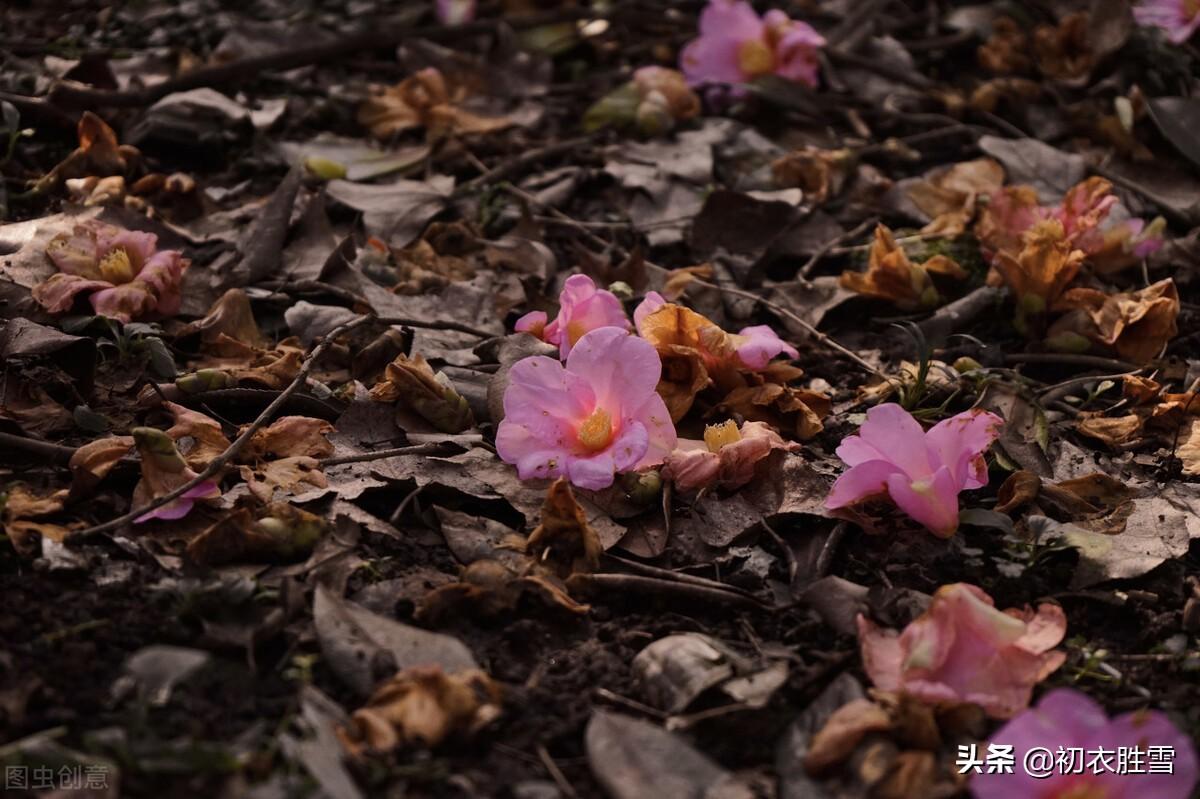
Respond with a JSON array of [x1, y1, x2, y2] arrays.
[[496, 327, 677, 490], [827, 404, 1002, 537], [1134, 0, 1200, 43], [31, 273, 113, 313], [90, 283, 158, 324], [134, 480, 221, 522], [857, 583, 1067, 719], [680, 0, 824, 89], [435, 0, 475, 26], [531, 275, 631, 358], [730, 324, 799, 369], [664, 419, 796, 491], [972, 688, 1199, 798], [34, 220, 189, 322]]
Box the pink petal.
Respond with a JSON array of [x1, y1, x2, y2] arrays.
[[137, 250, 186, 316], [836, 403, 932, 478], [1104, 709, 1199, 798], [626, 391, 677, 469], [826, 459, 904, 508], [133, 479, 220, 523], [856, 614, 904, 693], [97, 225, 158, 271], [886, 465, 961, 537], [664, 447, 721, 491], [680, 0, 765, 86], [565, 327, 662, 412], [45, 227, 104, 278], [32, 273, 114, 313], [553, 274, 631, 358], [515, 310, 548, 338], [608, 420, 650, 472], [773, 23, 825, 87], [500, 355, 594, 446], [436, 0, 475, 25], [924, 408, 1002, 489], [566, 450, 618, 490], [496, 422, 568, 482], [732, 324, 799, 369]]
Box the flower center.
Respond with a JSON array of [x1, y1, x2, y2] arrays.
[[99, 247, 135, 284], [566, 319, 589, 346], [577, 407, 614, 452], [703, 420, 741, 452], [737, 39, 776, 78]]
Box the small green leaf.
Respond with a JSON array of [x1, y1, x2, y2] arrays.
[[143, 337, 178, 380]]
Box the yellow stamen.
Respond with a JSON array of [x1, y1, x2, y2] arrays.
[[703, 420, 742, 453], [737, 39, 775, 78], [98, 247, 135, 284], [577, 408, 614, 452]]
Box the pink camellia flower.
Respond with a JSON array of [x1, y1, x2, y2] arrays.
[[664, 419, 798, 492], [680, 0, 825, 90], [972, 688, 1199, 798], [496, 326, 677, 490], [857, 583, 1067, 719], [633, 291, 798, 370], [514, 274, 631, 359], [33, 220, 188, 323], [1133, 0, 1200, 43], [826, 403, 1002, 537], [435, 0, 475, 26]]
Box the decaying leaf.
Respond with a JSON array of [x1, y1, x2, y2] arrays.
[[68, 434, 134, 495], [993, 219, 1084, 335], [370, 353, 474, 434], [36, 111, 140, 191], [417, 558, 590, 621], [839, 225, 966, 310], [1049, 278, 1179, 364], [906, 158, 1005, 236], [771, 146, 853, 204], [186, 502, 327, 565], [358, 67, 515, 141], [1, 484, 77, 555], [526, 478, 602, 579], [338, 666, 502, 754]]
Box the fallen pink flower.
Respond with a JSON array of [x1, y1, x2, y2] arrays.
[[634, 291, 797, 370], [664, 419, 797, 491], [435, 0, 475, 26], [130, 427, 221, 523], [972, 688, 1199, 798], [496, 326, 677, 490], [514, 274, 631, 358], [680, 0, 825, 90], [1134, 0, 1200, 43], [826, 404, 1002, 537], [858, 583, 1067, 719], [33, 220, 188, 323]]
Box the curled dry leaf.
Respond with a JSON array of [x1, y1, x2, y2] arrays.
[[369, 352, 474, 434], [526, 478, 602, 579], [68, 434, 134, 495], [186, 502, 327, 565], [130, 427, 222, 522], [839, 226, 966, 311], [803, 698, 894, 775], [338, 666, 501, 755], [978, 17, 1032, 75], [993, 220, 1083, 335], [417, 558, 590, 622], [179, 288, 267, 349], [1048, 278, 1179, 364], [36, 111, 140, 191], [358, 67, 515, 142], [247, 416, 335, 460], [1033, 12, 1094, 81], [1, 484, 76, 555], [906, 158, 1005, 237], [771, 146, 853, 204], [165, 401, 231, 470]]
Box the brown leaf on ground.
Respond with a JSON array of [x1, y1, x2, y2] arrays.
[[370, 353, 474, 434], [978, 17, 1031, 75], [906, 159, 1005, 237], [717, 381, 830, 440], [804, 698, 894, 775], [993, 219, 1084, 333], [1050, 279, 1178, 364], [240, 456, 327, 503], [839, 225, 967, 310], [771, 146, 853, 204], [2, 484, 76, 555], [1075, 374, 1199, 450], [1034, 12, 1094, 81], [339, 666, 501, 755], [358, 67, 516, 142], [191, 336, 305, 389], [186, 502, 327, 565], [247, 416, 335, 460], [526, 478, 602, 579], [165, 402, 232, 470], [68, 434, 134, 495], [417, 559, 590, 622], [180, 288, 267, 349], [36, 111, 140, 191]]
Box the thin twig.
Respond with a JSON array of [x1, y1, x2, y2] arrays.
[[321, 443, 455, 467], [799, 217, 877, 278], [455, 135, 597, 196], [689, 278, 885, 377], [73, 315, 374, 537], [537, 745, 580, 799], [0, 431, 79, 464], [374, 315, 496, 339]]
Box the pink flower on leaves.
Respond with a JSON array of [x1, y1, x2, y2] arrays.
[[680, 0, 825, 90], [664, 419, 798, 492], [826, 404, 1002, 537], [634, 291, 798, 370], [857, 583, 1067, 720], [435, 0, 475, 26], [495, 326, 677, 490], [1134, 0, 1200, 43], [972, 689, 1199, 798], [514, 274, 631, 359], [33, 220, 188, 323]]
